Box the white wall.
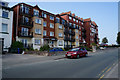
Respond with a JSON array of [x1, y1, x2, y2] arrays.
[[0, 8, 13, 52]]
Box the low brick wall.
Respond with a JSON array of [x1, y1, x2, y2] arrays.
[[25, 51, 67, 56]]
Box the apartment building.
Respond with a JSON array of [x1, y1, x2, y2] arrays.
[[12, 3, 99, 49], [83, 18, 99, 47], [0, 1, 13, 52], [59, 11, 84, 48]]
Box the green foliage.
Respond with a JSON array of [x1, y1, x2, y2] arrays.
[[29, 48, 34, 51], [40, 44, 50, 51], [11, 41, 24, 49], [102, 37, 108, 43], [91, 43, 97, 46], [117, 32, 120, 44], [79, 46, 92, 51], [62, 48, 65, 51]]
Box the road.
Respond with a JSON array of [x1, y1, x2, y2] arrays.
[[2, 48, 118, 78]]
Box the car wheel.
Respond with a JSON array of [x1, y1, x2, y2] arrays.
[[77, 55, 80, 58]]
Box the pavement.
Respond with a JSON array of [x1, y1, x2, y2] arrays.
[[1, 48, 119, 79]]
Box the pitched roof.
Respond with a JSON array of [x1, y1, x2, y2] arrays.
[[84, 18, 91, 22]]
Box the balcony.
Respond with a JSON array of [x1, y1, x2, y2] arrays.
[[64, 36, 70, 41], [19, 18, 33, 28], [18, 31, 33, 38], [82, 28, 86, 33], [69, 24, 75, 29], [64, 29, 69, 35], [55, 19, 60, 23], [75, 26, 79, 29], [19, 9, 33, 17], [69, 38, 75, 42], [69, 31, 75, 36]]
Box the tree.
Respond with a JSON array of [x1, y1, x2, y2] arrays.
[[11, 41, 24, 49], [116, 32, 120, 44], [102, 37, 108, 43]]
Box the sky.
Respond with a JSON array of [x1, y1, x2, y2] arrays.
[[8, 2, 118, 45]]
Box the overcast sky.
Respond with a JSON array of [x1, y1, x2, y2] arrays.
[[8, 2, 118, 44]]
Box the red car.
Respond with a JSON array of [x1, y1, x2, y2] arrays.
[[66, 47, 88, 58]]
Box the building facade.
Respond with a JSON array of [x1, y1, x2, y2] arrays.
[[12, 3, 99, 49], [0, 1, 13, 52]]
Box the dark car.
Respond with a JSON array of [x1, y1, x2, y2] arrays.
[[66, 47, 88, 58], [49, 47, 64, 52]]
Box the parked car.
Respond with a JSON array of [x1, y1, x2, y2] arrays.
[[66, 47, 88, 58], [49, 47, 64, 52]]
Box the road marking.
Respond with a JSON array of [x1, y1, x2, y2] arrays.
[[98, 75, 104, 80], [106, 67, 111, 73]]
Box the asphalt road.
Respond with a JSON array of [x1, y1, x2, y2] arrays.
[[2, 48, 118, 78]]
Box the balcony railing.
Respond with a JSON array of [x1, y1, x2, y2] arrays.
[[69, 31, 75, 36], [19, 8, 33, 17], [64, 36, 70, 41], [64, 29, 69, 34], [19, 18, 33, 27], [18, 31, 33, 38]]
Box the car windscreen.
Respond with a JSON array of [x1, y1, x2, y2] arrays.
[[69, 48, 79, 51]]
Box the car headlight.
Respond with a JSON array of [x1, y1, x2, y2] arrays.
[[73, 52, 77, 54]]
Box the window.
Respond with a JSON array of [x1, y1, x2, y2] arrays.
[[76, 36, 78, 39], [59, 25, 62, 29], [76, 42, 79, 46], [35, 29, 41, 34], [25, 17, 29, 22], [69, 23, 72, 26], [59, 33, 62, 37], [62, 19, 65, 25], [2, 11, 8, 18], [73, 24, 75, 28], [43, 21, 47, 27], [79, 37, 81, 40], [43, 13, 47, 18], [21, 27, 28, 36], [50, 23, 54, 28], [2, 23, 8, 32], [73, 18, 75, 21], [50, 16, 54, 20], [50, 32, 54, 36], [25, 7, 29, 14], [69, 16, 72, 20], [79, 31, 81, 35], [79, 26, 81, 29], [59, 40, 63, 46], [76, 30, 78, 33], [76, 20, 78, 23], [43, 31, 46, 36], [34, 9, 39, 17], [56, 17, 60, 23], [35, 19, 41, 24], [35, 39, 40, 45]]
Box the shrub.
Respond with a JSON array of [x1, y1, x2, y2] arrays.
[[40, 44, 50, 51]]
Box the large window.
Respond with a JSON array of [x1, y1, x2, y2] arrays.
[[56, 17, 60, 23], [35, 19, 41, 24], [59, 24, 62, 29], [76, 42, 79, 46], [59, 40, 63, 46], [25, 17, 29, 22], [21, 27, 28, 36], [50, 32, 54, 36], [35, 29, 41, 34], [50, 23, 54, 28], [2, 11, 8, 18], [43, 31, 46, 36], [76, 36, 78, 39], [35, 39, 40, 45], [43, 13, 47, 18], [25, 6, 29, 14], [50, 16, 54, 20], [59, 33, 62, 37], [75, 29, 78, 33], [73, 18, 75, 21], [69, 16, 72, 20], [2, 23, 8, 32], [34, 9, 39, 17], [43, 21, 47, 27], [73, 24, 76, 28]]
